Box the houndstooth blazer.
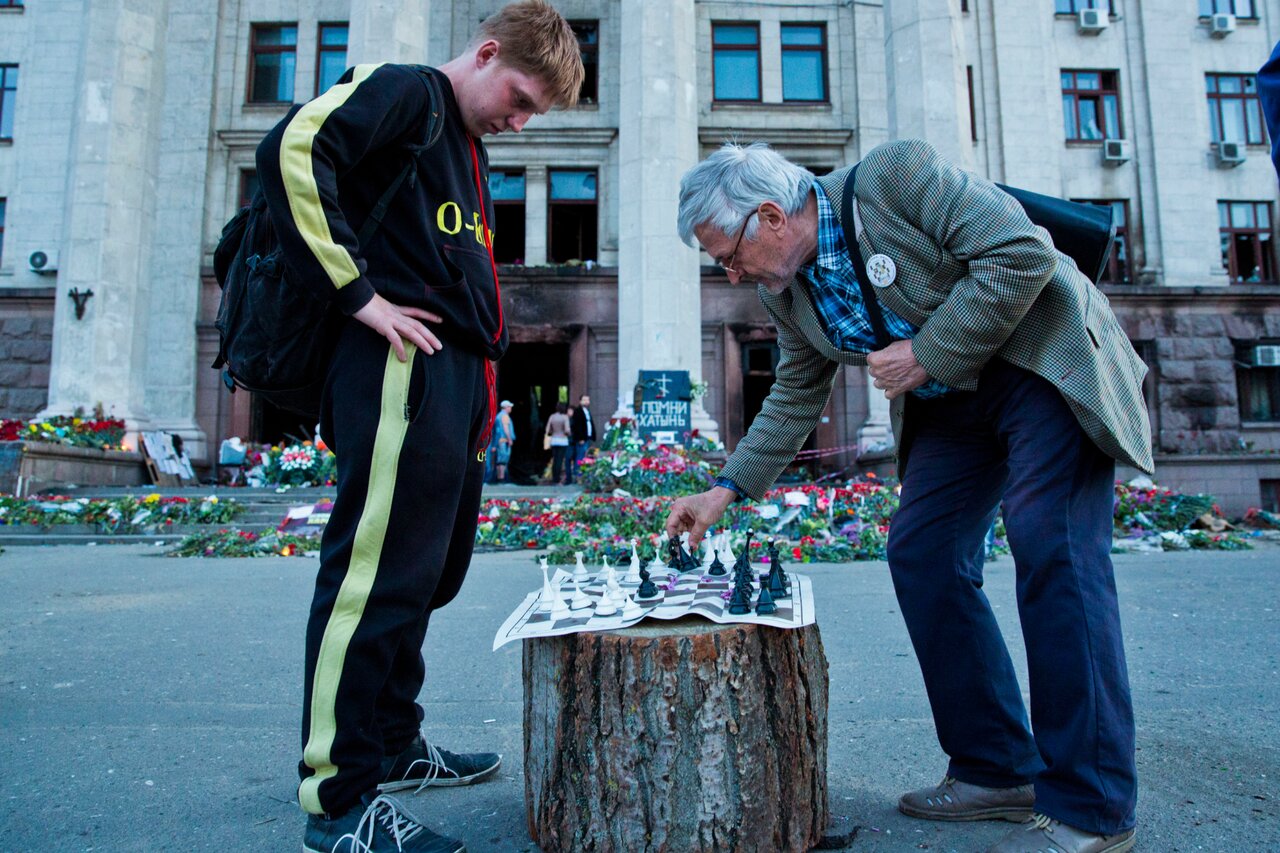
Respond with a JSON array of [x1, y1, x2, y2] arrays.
[[718, 138, 1154, 500]]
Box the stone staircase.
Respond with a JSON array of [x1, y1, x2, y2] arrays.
[[0, 483, 583, 546]]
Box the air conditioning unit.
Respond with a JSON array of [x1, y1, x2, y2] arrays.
[[28, 250, 58, 275], [1210, 13, 1237, 37], [1077, 8, 1109, 34], [1101, 138, 1132, 166], [1217, 140, 1247, 167], [1255, 345, 1280, 367]]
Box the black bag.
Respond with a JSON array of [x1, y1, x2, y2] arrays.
[[995, 183, 1117, 285], [212, 68, 445, 418]]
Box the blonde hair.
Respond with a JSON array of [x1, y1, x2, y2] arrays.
[[475, 1, 584, 109]]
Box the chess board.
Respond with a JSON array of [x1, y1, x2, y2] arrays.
[[492, 567, 815, 650]]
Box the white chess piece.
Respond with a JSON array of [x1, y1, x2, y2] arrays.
[[649, 533, 668, 573], [604, 557, 622, 596], [537, 557, 555, 613], [549, 577, 572, 620], [701, 532, 715, 569], [573, 551, 589, 585], [623, 539, 642, 584], [619, 591, 643, 620], [569, 575, 592, 610], [594, 584, 618, 617], [719, 532, 736, 565]]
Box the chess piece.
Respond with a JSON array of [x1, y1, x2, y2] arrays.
[[538, 557, 555, 613], [667, 535, 681, 569], [701, 532, 715, 569], [726, 578, 751, 615], [604, 557, 622, 596], [623, 538, 643, 584], [755, 581, 778, 616], [732, 528, 755, 579], [550, 578, 572, 620], [636, 561, 659, 599], [719, 532, 736, 566], [619, 592, 643, 620], [647, 542, 667, 575], [594, 585, 618, 617], [708, 548, 726, 576], [570, 575, 592, 610], [573, 551, 589, 585], [767, 539, 790, 599]]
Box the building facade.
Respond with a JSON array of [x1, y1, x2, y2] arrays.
[[2, 0, 1280, 511]]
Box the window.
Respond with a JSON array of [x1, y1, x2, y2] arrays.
[[780, 23, 827, 103], [0, 198, 6, 267], [0, 1, 23, 8], [1219, 201, 1276, 282], [1260, 479, 1280, 512], [1061, 70, 1121, 141], [489, 170, 526, 264], [248, 24, 297, 103], [967, 65, 978, 142], [1199, 0, 1258, 17], [960, 0, 970, 11], [0, 64, 16, 140], [712, 22, 760, 102], [1207, 74, 1266, 146], [1054, 0, 1114, 12], [239, 170, 260, 209], [1073, 200, 1131, 283], [570, 21, 598, 105], [547, 169, 597, 264], [1236, 342, 1280, 422], [315, 23, 348, 96]]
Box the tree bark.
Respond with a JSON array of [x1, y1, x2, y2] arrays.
[[523, 619, 829, 852]]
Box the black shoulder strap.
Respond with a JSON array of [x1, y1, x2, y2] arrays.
[[355, 69, 446, 247], [840, 165, 891, 350]]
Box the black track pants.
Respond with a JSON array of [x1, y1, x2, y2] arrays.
[[298, 321, 488, 815]]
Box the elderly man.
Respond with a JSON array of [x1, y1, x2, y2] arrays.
[[665, 140, 1151, 853]]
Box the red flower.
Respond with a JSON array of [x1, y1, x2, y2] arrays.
[[792, 547, 802, 559]]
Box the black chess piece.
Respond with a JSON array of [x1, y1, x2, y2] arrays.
[[727, 579, 751, 615], [667, 537, 681, 569], [708, 549, 726, 576], [767, 539, 789, 599], [636, 561, 659, 599], [670, 536, 699, 574], [755, 581, 777, 615]]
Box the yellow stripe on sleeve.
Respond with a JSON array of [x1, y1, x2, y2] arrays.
[[279, 63, 382, 291]]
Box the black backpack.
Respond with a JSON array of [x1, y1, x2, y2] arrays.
[[212, 68, 445, 418]]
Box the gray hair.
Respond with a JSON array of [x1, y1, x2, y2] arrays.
[[677, 142, 815, 248]]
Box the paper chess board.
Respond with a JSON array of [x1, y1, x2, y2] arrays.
[[492, 567, 814, 650]]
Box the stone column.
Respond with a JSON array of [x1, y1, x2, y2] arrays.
[[524, 165, 548, 267], [883, 0, 972, 169], [614, 0, 717, 438], [347, 0, 428, 67], [858, 386, 893, 457], [45, 0, 170, 438], [986, 0, 1062, 193]]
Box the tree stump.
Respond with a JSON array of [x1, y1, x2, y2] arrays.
[[523, 618, 829, 852]]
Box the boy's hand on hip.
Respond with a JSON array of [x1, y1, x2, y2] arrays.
[[353, 293, 443, 362]]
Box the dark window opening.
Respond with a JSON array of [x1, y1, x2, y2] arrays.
[[548, 169, 597, 264], [489, 170, 526, 264], [1219, 201, 1276, 282], [0, 197, 6, 267], [1236, 341, 1280, 422], [1055, 0, 1115, 12], [570, 20, 598, 105], [967, 65, 978, 142], [315, 23, 348, 96], [1061, 69, 1121, 141], [781, 23, 827, 103], [1199, 0, 1257, 17], [712, 22, 761, 102], [742, 342, 780, 434], [238, 170, 260, 210], [496, 342, 570, 484], [1260, 479, 1280, 512], [248, 23, 297, 103]]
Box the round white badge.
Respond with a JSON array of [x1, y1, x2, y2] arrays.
[[866, 254, 897, 288]]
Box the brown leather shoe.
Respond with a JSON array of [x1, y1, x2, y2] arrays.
[[898, 775, 1035, 822], [987, 813, 1137, 853]]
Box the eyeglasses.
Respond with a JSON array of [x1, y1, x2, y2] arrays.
[[715, 210, 758, 275]]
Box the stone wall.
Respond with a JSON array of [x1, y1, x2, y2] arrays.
[[0, 288, 54, 419]]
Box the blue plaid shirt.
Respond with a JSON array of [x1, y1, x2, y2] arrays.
[[797, 184, 949, 399]]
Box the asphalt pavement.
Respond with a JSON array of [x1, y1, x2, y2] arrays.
[[0, 544, 1276, 852]]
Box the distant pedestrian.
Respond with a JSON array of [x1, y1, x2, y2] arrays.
[[545, 401, 572, 484]]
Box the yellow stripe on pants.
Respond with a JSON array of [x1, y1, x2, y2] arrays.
[[299, 343, 414, 815]]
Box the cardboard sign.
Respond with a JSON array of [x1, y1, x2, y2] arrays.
[[636, 370, 692, 445]]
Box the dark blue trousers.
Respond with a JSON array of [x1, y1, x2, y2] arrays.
[[886, 359, 1137, 834]]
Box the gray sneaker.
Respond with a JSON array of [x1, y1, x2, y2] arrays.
[[302, 792, 466, 853], [378, 733, 501, 793], [898, 775, 1035, 822], [987, 813, 1136, 853]]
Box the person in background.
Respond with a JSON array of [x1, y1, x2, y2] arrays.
[[492, 400, 516, 483], [569, 393, 596, 483], [545, 401, 572, 484]]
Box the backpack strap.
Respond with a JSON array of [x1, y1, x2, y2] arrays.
[[840, 164, 891, 350], [355, 69, 446, 247]]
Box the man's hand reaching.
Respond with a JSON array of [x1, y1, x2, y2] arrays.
[[352, 293, 444, 362], [664, 486, 739, 547]]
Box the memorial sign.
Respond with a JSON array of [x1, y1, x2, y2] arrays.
[[635, 370, 692, 445]]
